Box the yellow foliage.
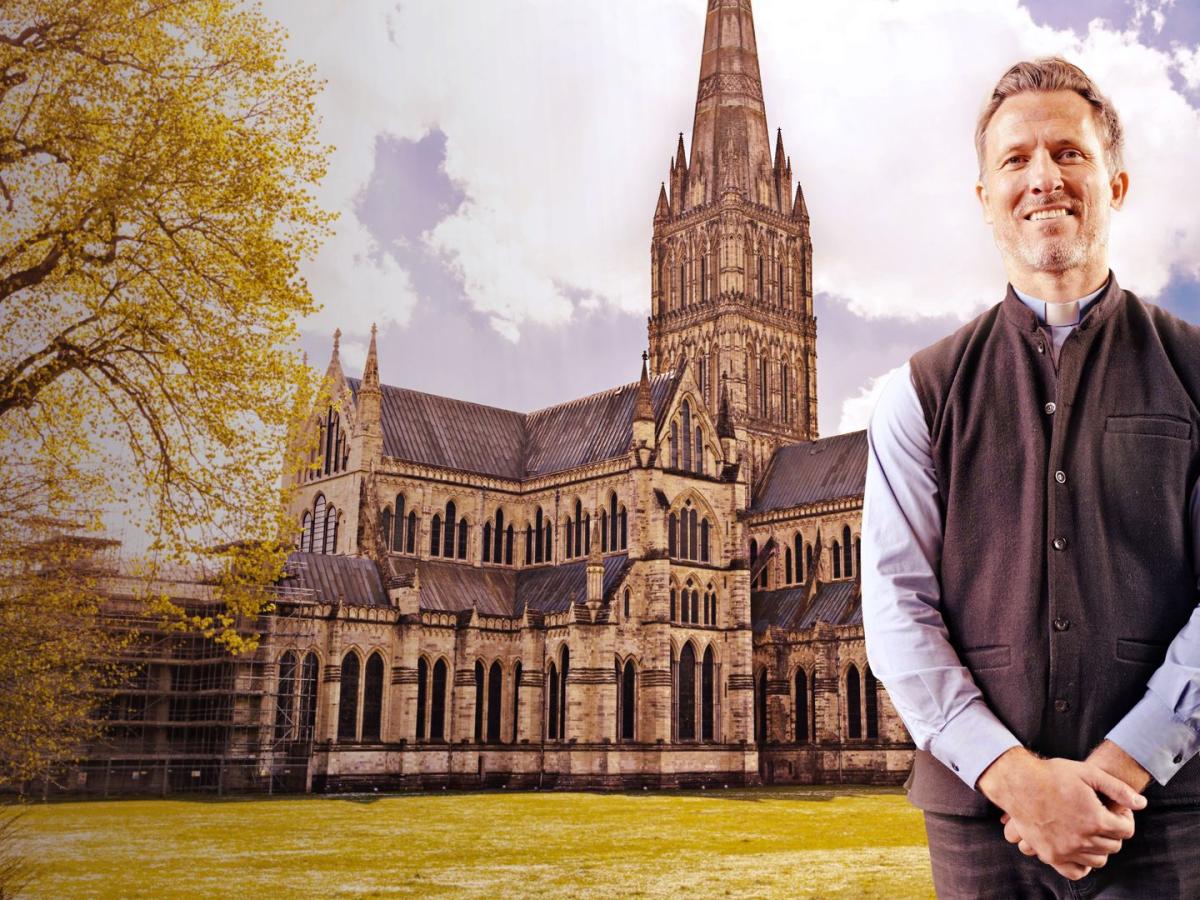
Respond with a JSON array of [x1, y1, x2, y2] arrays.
[[0, 0, 332, 778]]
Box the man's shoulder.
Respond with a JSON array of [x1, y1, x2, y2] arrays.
[[1130, 292, 1200, 398], [909, 300, 1004, 383]]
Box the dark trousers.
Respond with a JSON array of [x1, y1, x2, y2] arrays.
[[924, 809, 1200, 899]]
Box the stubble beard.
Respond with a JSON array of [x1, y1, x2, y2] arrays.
[[1000, 197, 1109, 277]]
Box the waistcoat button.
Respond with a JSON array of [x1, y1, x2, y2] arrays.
[[1055, 699, 1070, 713], [1174, 753, 1184, 765], [1055, 470, 1067, 484], [1037, 342, 1046, 353], [1053, 618, 1070, 631], [1044, 402, 1057, 415], [1052, 537, 1068, 551]]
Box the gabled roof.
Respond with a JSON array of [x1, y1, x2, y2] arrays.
[[752, 430, 867, 513], [751, 580, 860, 633], [347, 374, 677, 480], [284, 552, 389, 607], [385, 553, 631, 617]]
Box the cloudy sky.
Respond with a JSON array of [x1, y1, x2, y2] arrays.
[[262, 0, 1200, 437]]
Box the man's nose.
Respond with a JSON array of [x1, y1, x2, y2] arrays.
[[1027, 150, 1063, 194]]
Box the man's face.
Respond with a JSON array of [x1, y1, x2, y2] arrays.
[[976, 89, 1128, 279]]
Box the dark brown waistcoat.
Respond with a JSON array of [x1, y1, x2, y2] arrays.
[[907, 275, 1200, 816]]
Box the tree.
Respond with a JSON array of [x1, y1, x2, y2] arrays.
[[0, 0, 330, 785], [0, 0, 330, 598]]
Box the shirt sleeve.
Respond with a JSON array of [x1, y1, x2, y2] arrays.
[[862, 362, 1020, 791], [1105, 479, 1200, 785]]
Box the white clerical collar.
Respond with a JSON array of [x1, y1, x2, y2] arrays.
[[1013, 280, 1107, 327]]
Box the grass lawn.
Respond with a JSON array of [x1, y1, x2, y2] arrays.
[[13, 786, 934, 898]]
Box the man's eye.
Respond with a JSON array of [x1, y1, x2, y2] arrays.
[[1003, 156, 1026, 166], [1059, 149, 1082, 160]]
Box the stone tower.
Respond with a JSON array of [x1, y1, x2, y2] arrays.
[[647, 0, 817, 486]]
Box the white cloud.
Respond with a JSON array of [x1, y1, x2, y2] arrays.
[[838, 366, 906, 435], [262, 0, 1200, 341], [299, 216, 418, 339], [260, 0, 423, 342]]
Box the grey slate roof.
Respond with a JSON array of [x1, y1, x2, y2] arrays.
[[752, 430, 868, 512], [385, 553, 631, 617], [751, 580, 861, 633], [347, 374, 677, 480], [284, 552, 389, 607]]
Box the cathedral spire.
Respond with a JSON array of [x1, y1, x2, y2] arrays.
[[688, 0, 773, 211]]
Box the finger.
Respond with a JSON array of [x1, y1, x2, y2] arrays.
[[1094, 808, 1137, 840], [1018, 839, 1037, 857], [1071, 853, 1109, 870], [1053, 863, 1091, 881], [1004, 819, 1022, 845], [1000, 812, 1010, 825], [1082, 837, 1122, 855], [1083, 765, 1147, 811]]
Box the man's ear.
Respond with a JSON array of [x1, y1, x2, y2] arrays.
[[1110, 170, 1129, 211], [976, 179, 993, 225]]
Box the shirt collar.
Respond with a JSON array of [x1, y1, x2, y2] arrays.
[[1013, 279, 1108, 327]]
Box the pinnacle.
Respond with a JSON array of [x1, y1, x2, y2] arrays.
[[717, 372, 734, 439], [634, 351, 654, 422], [362, 322, 380, 388]]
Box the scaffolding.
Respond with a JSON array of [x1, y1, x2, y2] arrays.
[[68, 558, 321, 797]]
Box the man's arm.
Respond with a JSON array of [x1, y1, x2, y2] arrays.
[[1100, 479, 1200, 788], [862, 362, 1020, 787]]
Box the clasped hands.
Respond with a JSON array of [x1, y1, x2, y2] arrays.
[[976, 740, 1151, 881]]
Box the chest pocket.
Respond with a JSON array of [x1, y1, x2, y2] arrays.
[[1105, 414, 1191, 440]]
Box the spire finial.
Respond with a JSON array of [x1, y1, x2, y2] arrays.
[[332, 328, 341, 356]]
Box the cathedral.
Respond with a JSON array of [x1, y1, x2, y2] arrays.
[[270, 0, 914, 791]]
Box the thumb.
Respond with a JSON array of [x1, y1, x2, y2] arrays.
[[1081, 763, 1147, 810]]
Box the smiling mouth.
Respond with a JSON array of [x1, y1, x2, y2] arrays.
[[1025, 208, 1073, 221]]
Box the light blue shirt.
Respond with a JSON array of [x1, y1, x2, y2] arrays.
[[862, 285, 1200, 791]]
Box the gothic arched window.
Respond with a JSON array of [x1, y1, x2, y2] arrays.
[[300, 512, 313, 552], [677, 642, 696, 741], [274, 651, 297, 741], [487, 660, 502, 743], [847, 664, 862, 740], [681, 401, 692, 471], [701, 645, 715, 741], [416, 657, 428, 741], [444, 502, 457, 559], [620, 659, 636, 741], [474, 661, 484, 742], [795, 669, 809, 742], [865, 667, 879, 740], [338, 651, 360, 742], [430, 659, 447, 741], [512, 661, 522, 743], [394, 494, 406, 552], [406, 511, 417, 554], [843, 525, 854, 579], [547, 662, 559, 740], [299, 653, 318, 741], [362, 652, 384, 742], [833, 540, 842, 579], [430, 514, 442, 556]]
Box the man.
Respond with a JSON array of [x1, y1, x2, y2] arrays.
[[863, 58, 1200, 898]]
